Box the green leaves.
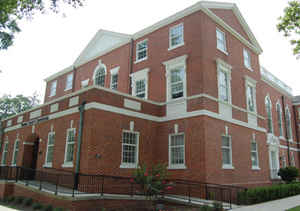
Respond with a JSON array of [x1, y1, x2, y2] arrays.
[[0, 0, 84, 50], [278, 1, 300, 57]]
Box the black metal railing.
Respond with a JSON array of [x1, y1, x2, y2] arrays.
[[0, 166, 246, 208]]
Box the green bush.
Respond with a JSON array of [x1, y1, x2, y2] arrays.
[[7, 196, 15, 203], [14, 196, 25, 204], [278, 167, 299, 183], [238, 183, 300, 205], [32, 202, 43, 210], [23, 197, 33, 206], [53, 208, 64, 211], [198, 205, 213, 211], [43, 204, 53, 211]]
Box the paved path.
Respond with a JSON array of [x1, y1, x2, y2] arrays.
[[233, 194, 300, 211]]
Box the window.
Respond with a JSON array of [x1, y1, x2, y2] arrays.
[[50, 80, 57, 97], [111, 74, 118, 90], [135, 80, 146, 98], [136, 40, 148, 62], [45, 132, 55, 166], [265, 96, 273, 133], [121, 131, 139, 168], [63, 128, 76, 166], [93, 60, 107, 87], [285, 107, 293, 141], [221, 136, 233, 168], [169, 133, 185, 169], [251, 141, 259, 169], [276, 103, 283, 137], [243, 49, 251, 70], [169, 23, 184, 49], [216, 28, 227, 53], [65, 73, 73, 91], [298, 107, 300, 120], [1, 142, 8, 165], [170, 67, 184, 99], [219, 70, 229, 102], [282, 155, 287, 168], [130, 68, 149, 99], [12, 140, 19, 166], [291, 152, 296, 166], [245, 77, 257, 113]]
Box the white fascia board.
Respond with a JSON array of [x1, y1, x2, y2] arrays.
[[44, 66, 74, 82]]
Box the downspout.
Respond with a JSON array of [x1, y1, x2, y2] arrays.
[[74, 101, 86, 189], [282, 96, 291, 166], [129, 38, 134, 94]]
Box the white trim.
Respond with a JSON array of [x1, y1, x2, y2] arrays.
[[221, 135, 234, 169], [265, 95, 274, 134], [285, 106, 293, 142], [130, 68, 150, 99], [110, 66, 120, 75], [120, 130, 139, 169], [243, 48, 253, 71], [135, 39, 148, 63], [45, 131, 55, 167], [63, 128, 76, 167], [49, 80, 57, 97], [93, 60, 107, 86], [23, 142, 34, 146], [62, 163, 74, 168], [11, 139, 19, 165], [64, 73, 74, 91], [276, 102, 284, 137], [168, 132, 186, 169], [168, 23, 184, 51], [1, 141, 9, 165], [216, 28, 228, 54]]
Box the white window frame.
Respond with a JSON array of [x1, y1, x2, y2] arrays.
[[120, 130, 139, 169], [49, 80, 57, 97], [265, 95, 273, 134], [291, 152, 296, 166], [1, 141, 8, 166], [245, 76, 257, 113], [62, 128, 76, 168], [44, 132, 55, 168], [243, 48, 252, 71], [251, 140, 260, 170], [276, 102, 284, 138], [285, 107, 293, 142], [216, 28, 227, 54], [221, 135, 234, 169], [11, 139, 19, 166], [169, 23, 184, 50], [135, 39, 148, 63], [217, 59, 232, 104], [93, 60, 107, 87], [110, 67, 120, 90], [65, 73, 73, 91], [163, 55, 188, 102], [130, 68, 150, 99], [168, 133, 186, 169], [282, 155, 287, 168]]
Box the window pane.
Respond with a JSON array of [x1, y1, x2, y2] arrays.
[[170, 24, 183, 47], [171, 68, 184, 99], [136, 80, 146, 98], [222, 148, 230, 165], [95, 67, 105, 86], [216, 29, 226, 51], [247, 85, 254, 112], [219, 71, 228, 102], [221, 136, 231, 165], [170, 134, 184, 165], [122, 132, 138, 164], [66, 143, 74, 162]]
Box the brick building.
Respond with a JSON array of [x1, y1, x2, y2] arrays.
[[0, 1, 299, 188]]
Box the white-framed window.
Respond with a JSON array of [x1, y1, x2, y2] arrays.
[[63, 128, 76, 167], [245, 76, 257, 113], [49, 80, 57, 97], [136, 39, 148, 62], [169, 23, 184, 50], [251, 141, 259, 169], [221, 135, 233, 169], [93, 60, 107, 87], [285, 107, 293, 141], [217, 59, 232, 103], [216, 28, 227, 54], [243, 49, 252, 70], [163, 55, 187, 101], [169, 133, 186, 169], [282, 155, 287, 168], [276, 103, 283, 137], [65, 73, 73, 91], [12, 140, 19, 166], [45, 132, 55, 167], [110, 67, 120, 90], [120, 130, 139, 168], [1, 142, 8, 165], [298, 107, 300, 120], [130, 68, 150, 99], [265, 96, 273, 133], [291, 152, 296, 166]]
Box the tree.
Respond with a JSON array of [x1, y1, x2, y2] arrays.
[[278, 1, 300, 58], [0, 0, 84, 50], [0, 93, 40, 119]]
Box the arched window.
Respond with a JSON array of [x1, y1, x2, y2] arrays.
[[93, 60, 106, 87], [276, 102, 283, 137], [265, 96, 273, 133], [285, 107, 293, 141]]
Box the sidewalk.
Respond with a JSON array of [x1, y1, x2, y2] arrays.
[[233, 194, 300, 211]]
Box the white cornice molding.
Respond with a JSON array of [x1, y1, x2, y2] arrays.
[[44, 66, 74, 82]]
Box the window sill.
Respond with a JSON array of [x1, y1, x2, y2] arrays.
[[11, 164, 16, 167], [134, 57, 147, 64], [168, 42, 184, 51], [62, 162, 73, 168], [279, 136, 285, 140], [43, 163, 52, 168], [245, 66, 253, 72], [0, 164, 7, 167], [222, 165, 234, 169], [217, 48, 229, 56], [168, 164, 187, 170], [120, 163, 138, 169], [251, 166, 260, 170], [64, 87, 72, 92]]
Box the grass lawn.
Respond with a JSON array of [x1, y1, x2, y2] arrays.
[[288, 206, 300, 211]]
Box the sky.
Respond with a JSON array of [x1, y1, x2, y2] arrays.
[[0, 0, 298, 102]]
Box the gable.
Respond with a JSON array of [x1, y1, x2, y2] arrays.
[[211, 9, 252, 43], [74, 30, 131, 66]]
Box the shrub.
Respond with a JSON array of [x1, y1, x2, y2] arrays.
[[53, 208, 64, 211], [237, 182, 300, 205], [32, 202, 43, 210], [14, 196, 25, 204], [43, 204, 53, 211], [23, 197, 33, 206], [7, 196, 15, 203], [199, 205, 213, 211], [278, 167, 299, 183]]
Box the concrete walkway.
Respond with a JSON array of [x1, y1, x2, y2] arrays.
[[233, 194, 300, 211]]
